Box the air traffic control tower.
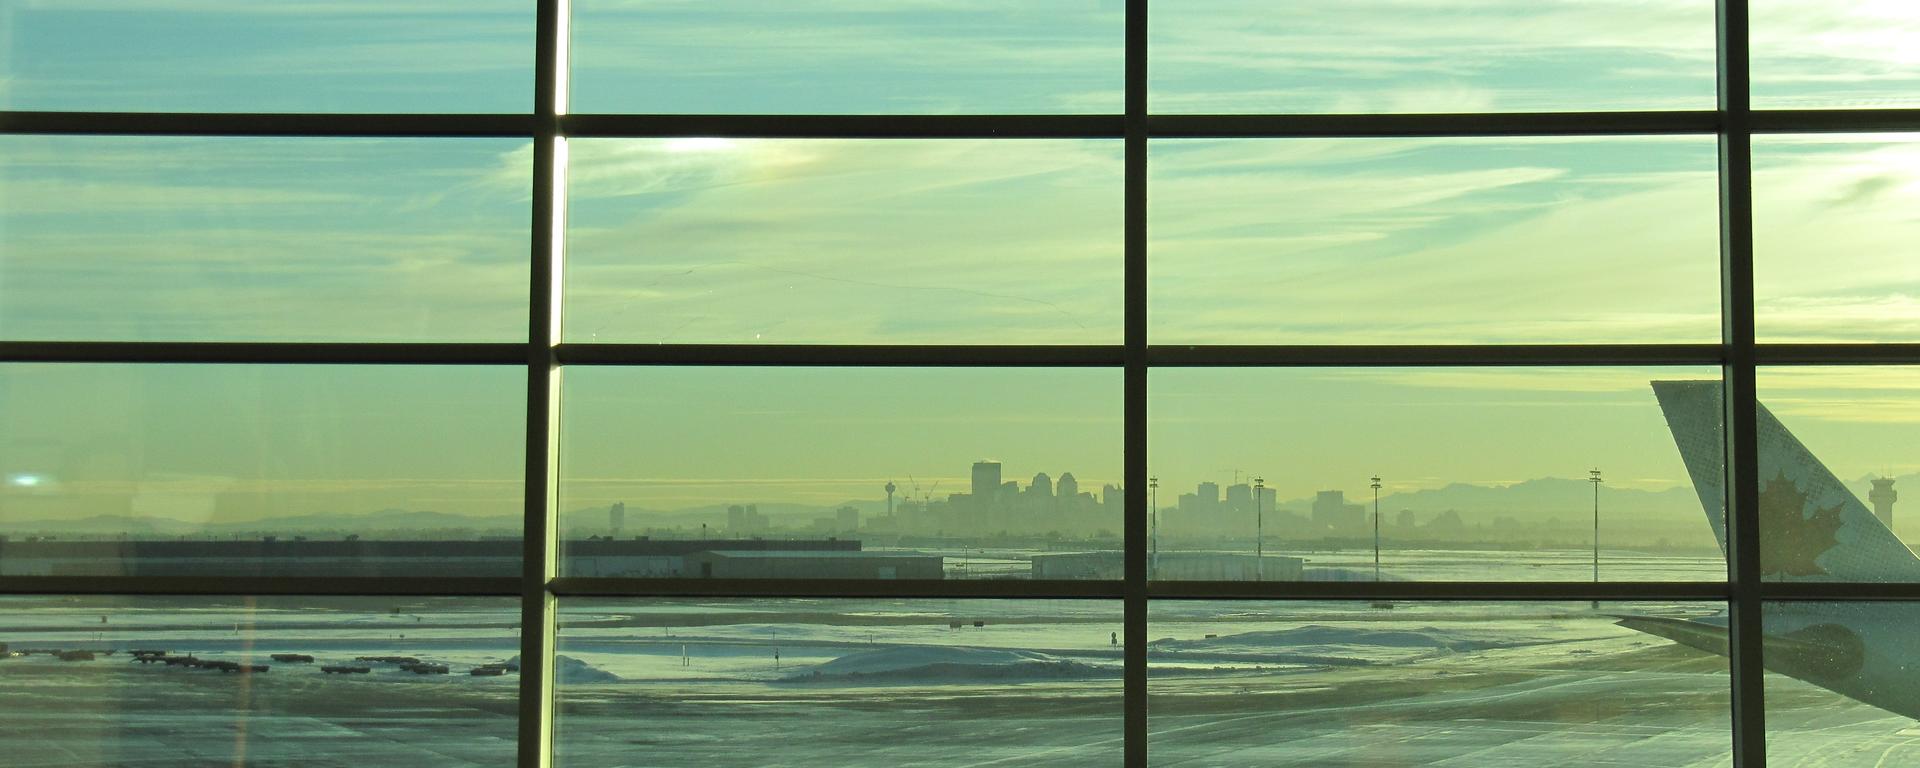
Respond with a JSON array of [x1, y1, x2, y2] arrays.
[[1871, 477, 1898, 529]]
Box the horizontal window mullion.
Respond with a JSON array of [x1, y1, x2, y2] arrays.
[[1758, 583, 1920, 601], [1151, 111, 1721, 138], [561, 114, 1125, 139], [1149, 581, 1729, 601], [0, 111, 541, 138], [547, 577, 1125, 600], [556, 344, 1126, 367], [1751, 108, 1920, 134], [0, 342, 528, 366], [1754, 344, 1920, 365], [0, 576, 522, 597], [1150, 344, 1726, 367]]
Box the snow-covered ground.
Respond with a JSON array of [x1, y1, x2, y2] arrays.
[[0, 594, 1903, 767]]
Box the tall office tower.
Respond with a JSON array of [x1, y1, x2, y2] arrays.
[[1057, 472, 1079, 500], [1031, 472, 1054, 498], [1225, 483, 1253, 514], [972, 461, 1002, 504], [1196, 482, 1221, 508], [1871, 477, 1898, 529], [609, 502, 625, 537], [1313, 490, 1355, 530]]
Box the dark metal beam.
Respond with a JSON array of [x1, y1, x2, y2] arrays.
[[547, 578, 1127, 600], [0, 111, 536, 137], [562, 114, 1124, 139], [0, 576, 522, 597], [1148, 581, 1729, 601], [1151, 111, 1720, 138], [1751, 108, 1920, 134], [556, 343, 1126, 367], [0, 341, 525, 366], [1151, 344, 1724, 367]]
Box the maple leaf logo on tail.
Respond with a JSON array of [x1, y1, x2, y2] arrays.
[[1653, 378, 1920, 583], [1758, 470, 1845, 579]]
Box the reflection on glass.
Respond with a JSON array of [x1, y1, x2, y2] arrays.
[[0, 365, 525, 576], [554, 599, 1122, 767], [1755, 135, 1920, 343], [568, 2, 1122, 114], [563, 139, 1123, 345], [0, 1, 532, 112], [1764, 601, 1920, 767], [1149, 368, 1726, 581], [0, 136, 531, 342], [1149, 601, 1731, 766], [1148, 137, 1721, 345], [0, 596, 519, 768], [557, 368, 1122, 579], [1149, 0, 1716, 113], [1752, 2, 1920, 109], [1750, 368, 1920, 583]]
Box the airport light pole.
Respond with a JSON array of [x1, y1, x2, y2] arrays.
[[1590, 468, 1603, 609], [1371, 475, 1382, 582], [1253, 476, 1265, 581], [1149, 476, 1159, 581]]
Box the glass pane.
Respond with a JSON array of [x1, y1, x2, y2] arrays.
[[0, 136, 532, 342], [0, 365, 525, 576], [1149, 368, 1727, 581], [1755, 135, 1920, 343], [555, 598, 1122, 767], [1149, 137, 1721, 344], [568, 2, 1123, 114], [558, 367, 1122, 579], [0, 1, 533, 113], [1150, 0, 1716, 114], [1755, 368, 1920, 583], [0, 595, 520, 767], [563, 139, 1122, 345], [1753, 2, 1920, 109], [1150, 601, 1731, 766], [1765, 601, 1920, 766]]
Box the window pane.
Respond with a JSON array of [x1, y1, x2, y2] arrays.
[[562, 139, 1122, 345], [1149, 137, 1721, 344], [0, 1, 532, 113], [1752, 2, 1920, 109], [558, 367, 1122, 579], [1755, 135, 1920, 343], [1150, 601, 1731, 766], [0, 365, 525, 576], [568, 2, 1123, 114], [1150, 1, 1716, 114], [1765, 601, 1919, 766], [555, 598, 1122, 767], [0, 596, 520, 767], [0, 136, 531, 342], [1150, 368, 1726, 581], [1755, 368, 1920, 583]]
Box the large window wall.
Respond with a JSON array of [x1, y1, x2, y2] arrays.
[[3, 1, 1916, 766]]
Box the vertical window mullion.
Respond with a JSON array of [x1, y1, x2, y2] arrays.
[[519, 2, 569, 768], [1718, 1, 1764, 767], [1124, 2, 1150, 768]]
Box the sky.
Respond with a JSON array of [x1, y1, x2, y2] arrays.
[[0, 1, 1917, 527]]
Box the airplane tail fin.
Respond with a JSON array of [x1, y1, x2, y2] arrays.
[[1651, 380, 1920, 582]]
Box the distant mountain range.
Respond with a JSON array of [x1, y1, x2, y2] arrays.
[[1277, 477, 1704, 525]]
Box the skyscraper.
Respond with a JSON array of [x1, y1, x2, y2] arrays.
[[1031, 472, 1053, 498], [972, 461, 1002, 503], [1057, 472, 1079, 500]]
